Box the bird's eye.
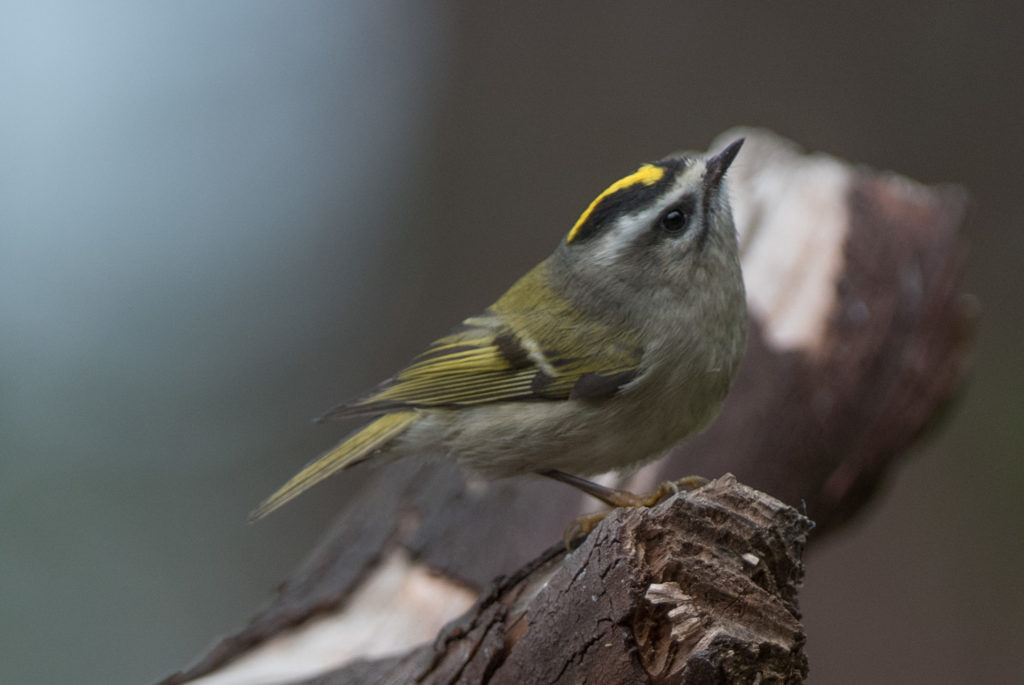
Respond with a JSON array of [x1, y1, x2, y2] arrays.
[[660, 208, 689, 233]]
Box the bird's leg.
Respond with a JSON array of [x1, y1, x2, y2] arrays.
[[540, 470, 709, 549], [540, 470, 708, 507]]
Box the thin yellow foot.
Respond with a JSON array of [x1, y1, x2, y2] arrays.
[[541, 470, 709, 508], [558, 475, 710, 549], [632, 475, 710, 507]]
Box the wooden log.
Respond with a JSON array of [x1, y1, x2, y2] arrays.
[[305, 476, 811, 684]]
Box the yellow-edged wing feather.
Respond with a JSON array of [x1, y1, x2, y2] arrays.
[[253, 261, 645, 520], [320, 262, 645, 420]]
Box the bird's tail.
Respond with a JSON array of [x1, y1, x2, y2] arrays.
[[249, 411, 419, 521]]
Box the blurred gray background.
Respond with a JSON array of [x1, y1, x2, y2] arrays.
[[2, 2, 1021, 683]]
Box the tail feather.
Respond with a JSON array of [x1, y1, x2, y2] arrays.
[[314, 400, 400, 423], [249, 411, 419, 521]]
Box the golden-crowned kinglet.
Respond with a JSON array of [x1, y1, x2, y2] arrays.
[[251, 139, 747, 521]]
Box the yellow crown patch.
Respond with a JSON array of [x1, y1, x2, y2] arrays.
[[566, 164, 666, 243]]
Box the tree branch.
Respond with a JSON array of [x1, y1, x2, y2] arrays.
[[303, 475, 810, 684]]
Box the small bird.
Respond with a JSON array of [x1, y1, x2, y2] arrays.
[[251, 139, 747, 523]]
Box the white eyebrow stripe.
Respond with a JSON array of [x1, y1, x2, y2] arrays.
[[584, 159, 712, 268], [590, 212, 649, 266]]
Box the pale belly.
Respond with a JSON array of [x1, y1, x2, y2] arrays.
[[399, 366, 731, 479]]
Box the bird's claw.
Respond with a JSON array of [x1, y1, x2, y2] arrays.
[[561, 475, 709, 550]]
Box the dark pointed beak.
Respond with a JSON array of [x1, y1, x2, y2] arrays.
[[704, 137, 744, 193]]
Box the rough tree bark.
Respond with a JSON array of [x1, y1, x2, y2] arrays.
[[310, 475, 811, 684], [159, 129, 973, 685]]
